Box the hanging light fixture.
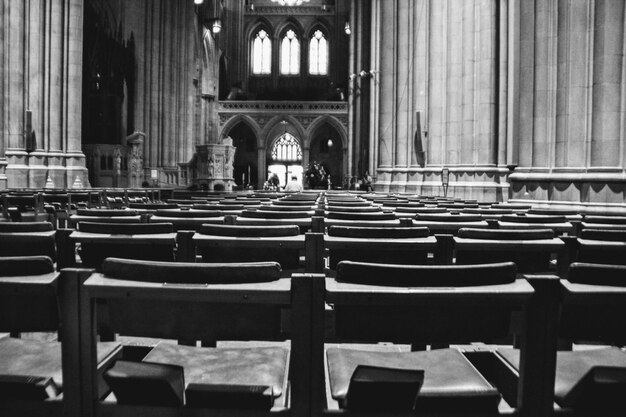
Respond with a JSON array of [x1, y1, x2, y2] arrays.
[[344, 21, 351, 35], [327, 138, 333, 147], [212, 19, 222, 34], [194, 0, 204, 4]]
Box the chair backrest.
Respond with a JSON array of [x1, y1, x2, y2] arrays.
[[195, 224, 302, 269], [326, 206, 381, 213], [153, 209, 221, 218], [326, 212, 395, 221], [415, 213, 483, 222], [76, 209, 139, 217], [239, 209, 312, 219], [259, 205, 314, 212], [500, 214, 567, 224], [75, 222, 176, 268], [0, 256, 58, 332], [576, 229, 626, 265], [0, 222, 54, 232], [455, 228, 559, 272], [582, 215, 626, 225], [326, 227, 432, 268], [560, 263, 626, 345]]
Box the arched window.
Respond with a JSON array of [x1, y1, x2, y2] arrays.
[[272, 133, 302, 161], [309, 29, 328, 75], [252, 29, 271, 75], [280, 29, 300, 75]]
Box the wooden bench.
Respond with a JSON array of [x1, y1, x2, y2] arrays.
[[194, 224, 322, 274], [575, 229, 626, 265], [69, 222, 177, 269], [149, 209, 225, 231], [498, 214, 574, 235], [68, 209, 142, 228], [325, 226, 435, 269], [453, 228, 566, 274], [77, 258, 313, 415], [0, 222, 57, 263]]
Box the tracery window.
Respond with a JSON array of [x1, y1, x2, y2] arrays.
[[271, 133, 302, 161], [280, 29, 300, 75], [308, 29, 328, 75], [252, 29, 271, 75]]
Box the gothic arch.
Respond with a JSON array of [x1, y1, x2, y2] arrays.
[[308, 115, 347, 148], [221, 114, 261, 146], [261, 115, 308, 149]]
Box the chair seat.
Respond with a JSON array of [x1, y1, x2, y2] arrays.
[[327, 347, 500, 411], [142, 343, 289, 400], [497, 347, 626, 408], [0, 337, 121, 388]]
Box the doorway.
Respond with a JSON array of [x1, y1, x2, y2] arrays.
[[266, 132, 303, 188]]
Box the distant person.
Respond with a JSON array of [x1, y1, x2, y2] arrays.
[[284, 175, 303, 192], [265, 173, 280, 190]]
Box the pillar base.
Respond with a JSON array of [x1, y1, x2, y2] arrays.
[[374, 166, 511, 202], [5, 149, 88, 189]]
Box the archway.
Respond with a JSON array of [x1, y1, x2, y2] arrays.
[[229, 122, 258, 189], [309, 122, 344, 188], [266, 132, 303, 188]]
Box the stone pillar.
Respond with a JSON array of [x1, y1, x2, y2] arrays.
[[2, 0, 87, 189], [591, 0, 624, 168], [257, 146, 265, 188]]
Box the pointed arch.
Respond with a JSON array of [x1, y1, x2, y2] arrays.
[[221, 114, 261, 145]]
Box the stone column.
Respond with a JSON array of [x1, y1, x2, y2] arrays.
[[590, 0, 624, 168]]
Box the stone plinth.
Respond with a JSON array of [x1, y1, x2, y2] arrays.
[[190, 138, 236, 191]]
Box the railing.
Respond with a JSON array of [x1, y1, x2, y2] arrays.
[[218, 100, 348, 114]]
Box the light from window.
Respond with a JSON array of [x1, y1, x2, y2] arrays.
[[252, 29, 271, 75], [272, 133, 302, 161], [309, 30, 328, 75], [280, 29, 300, 75]]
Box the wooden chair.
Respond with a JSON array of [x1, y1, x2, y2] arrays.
[[68, 209, 142, 228], [411, 213, 489, 235], [0, 222, 57, 263], [0, 256, 121, 416], [235, 209, 313, 233], [453, 228, 565, 274], [325, 226, 435, 269], [149, 209, 224, 231], [580, 215, 626, 231], [194, 224, 322, 274], [312, 261, 557, 417], [574, 229, 626, 265], [70, 222, 177, 269], [497, 263, 626, 415], [498, 214, 575, 235], [77, 258, 313, 417]]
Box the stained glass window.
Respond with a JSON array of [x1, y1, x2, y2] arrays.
[[309, 30, 328, 75], [252, 29, 271, 75], [280, 29, 300, 75], [271, 133, 302, 161]]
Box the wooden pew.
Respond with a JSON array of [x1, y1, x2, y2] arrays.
[[496, 263, 626, 415], [149, 209, 225, 231], [0, 222, 57, 264], [0, 256, 121, 416], [497, 214, 575, 236], [77, 258, 314, 416], [575, 229, 626, 265], [411, 213, 490, 235], [68, 209, 142, 228], [453, 228, 566, 274], [325, 225, 435, 270], [235, 209, 313, 233], [69, 222, 177, 269], [194, 224, 323, 274], [312, 261, 558, 417]]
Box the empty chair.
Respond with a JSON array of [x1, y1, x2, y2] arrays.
[[581, 215, 626, 231], [411, 213, 489, 234], [0, 222, 57, 262], [454, 228, 564, 273], [325, 205, 381, 213], [325, 225, 435, 269], [315, 261, 553, 415], [575, 229, 626, 265], [149, 209, 224, 231], [70, 222, 177, 268], [0, 256, 121, 416], [194, 223, 315, 273], [235, 209, 313, 232], [68, 209, 142, 228], [497, 263, 626, 414], [78, 258, 311, 415], [324, 211, 400, 229], [498, 214, 574, 235]]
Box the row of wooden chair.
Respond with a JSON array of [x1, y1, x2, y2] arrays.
[[2, 257, 625, 416]]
